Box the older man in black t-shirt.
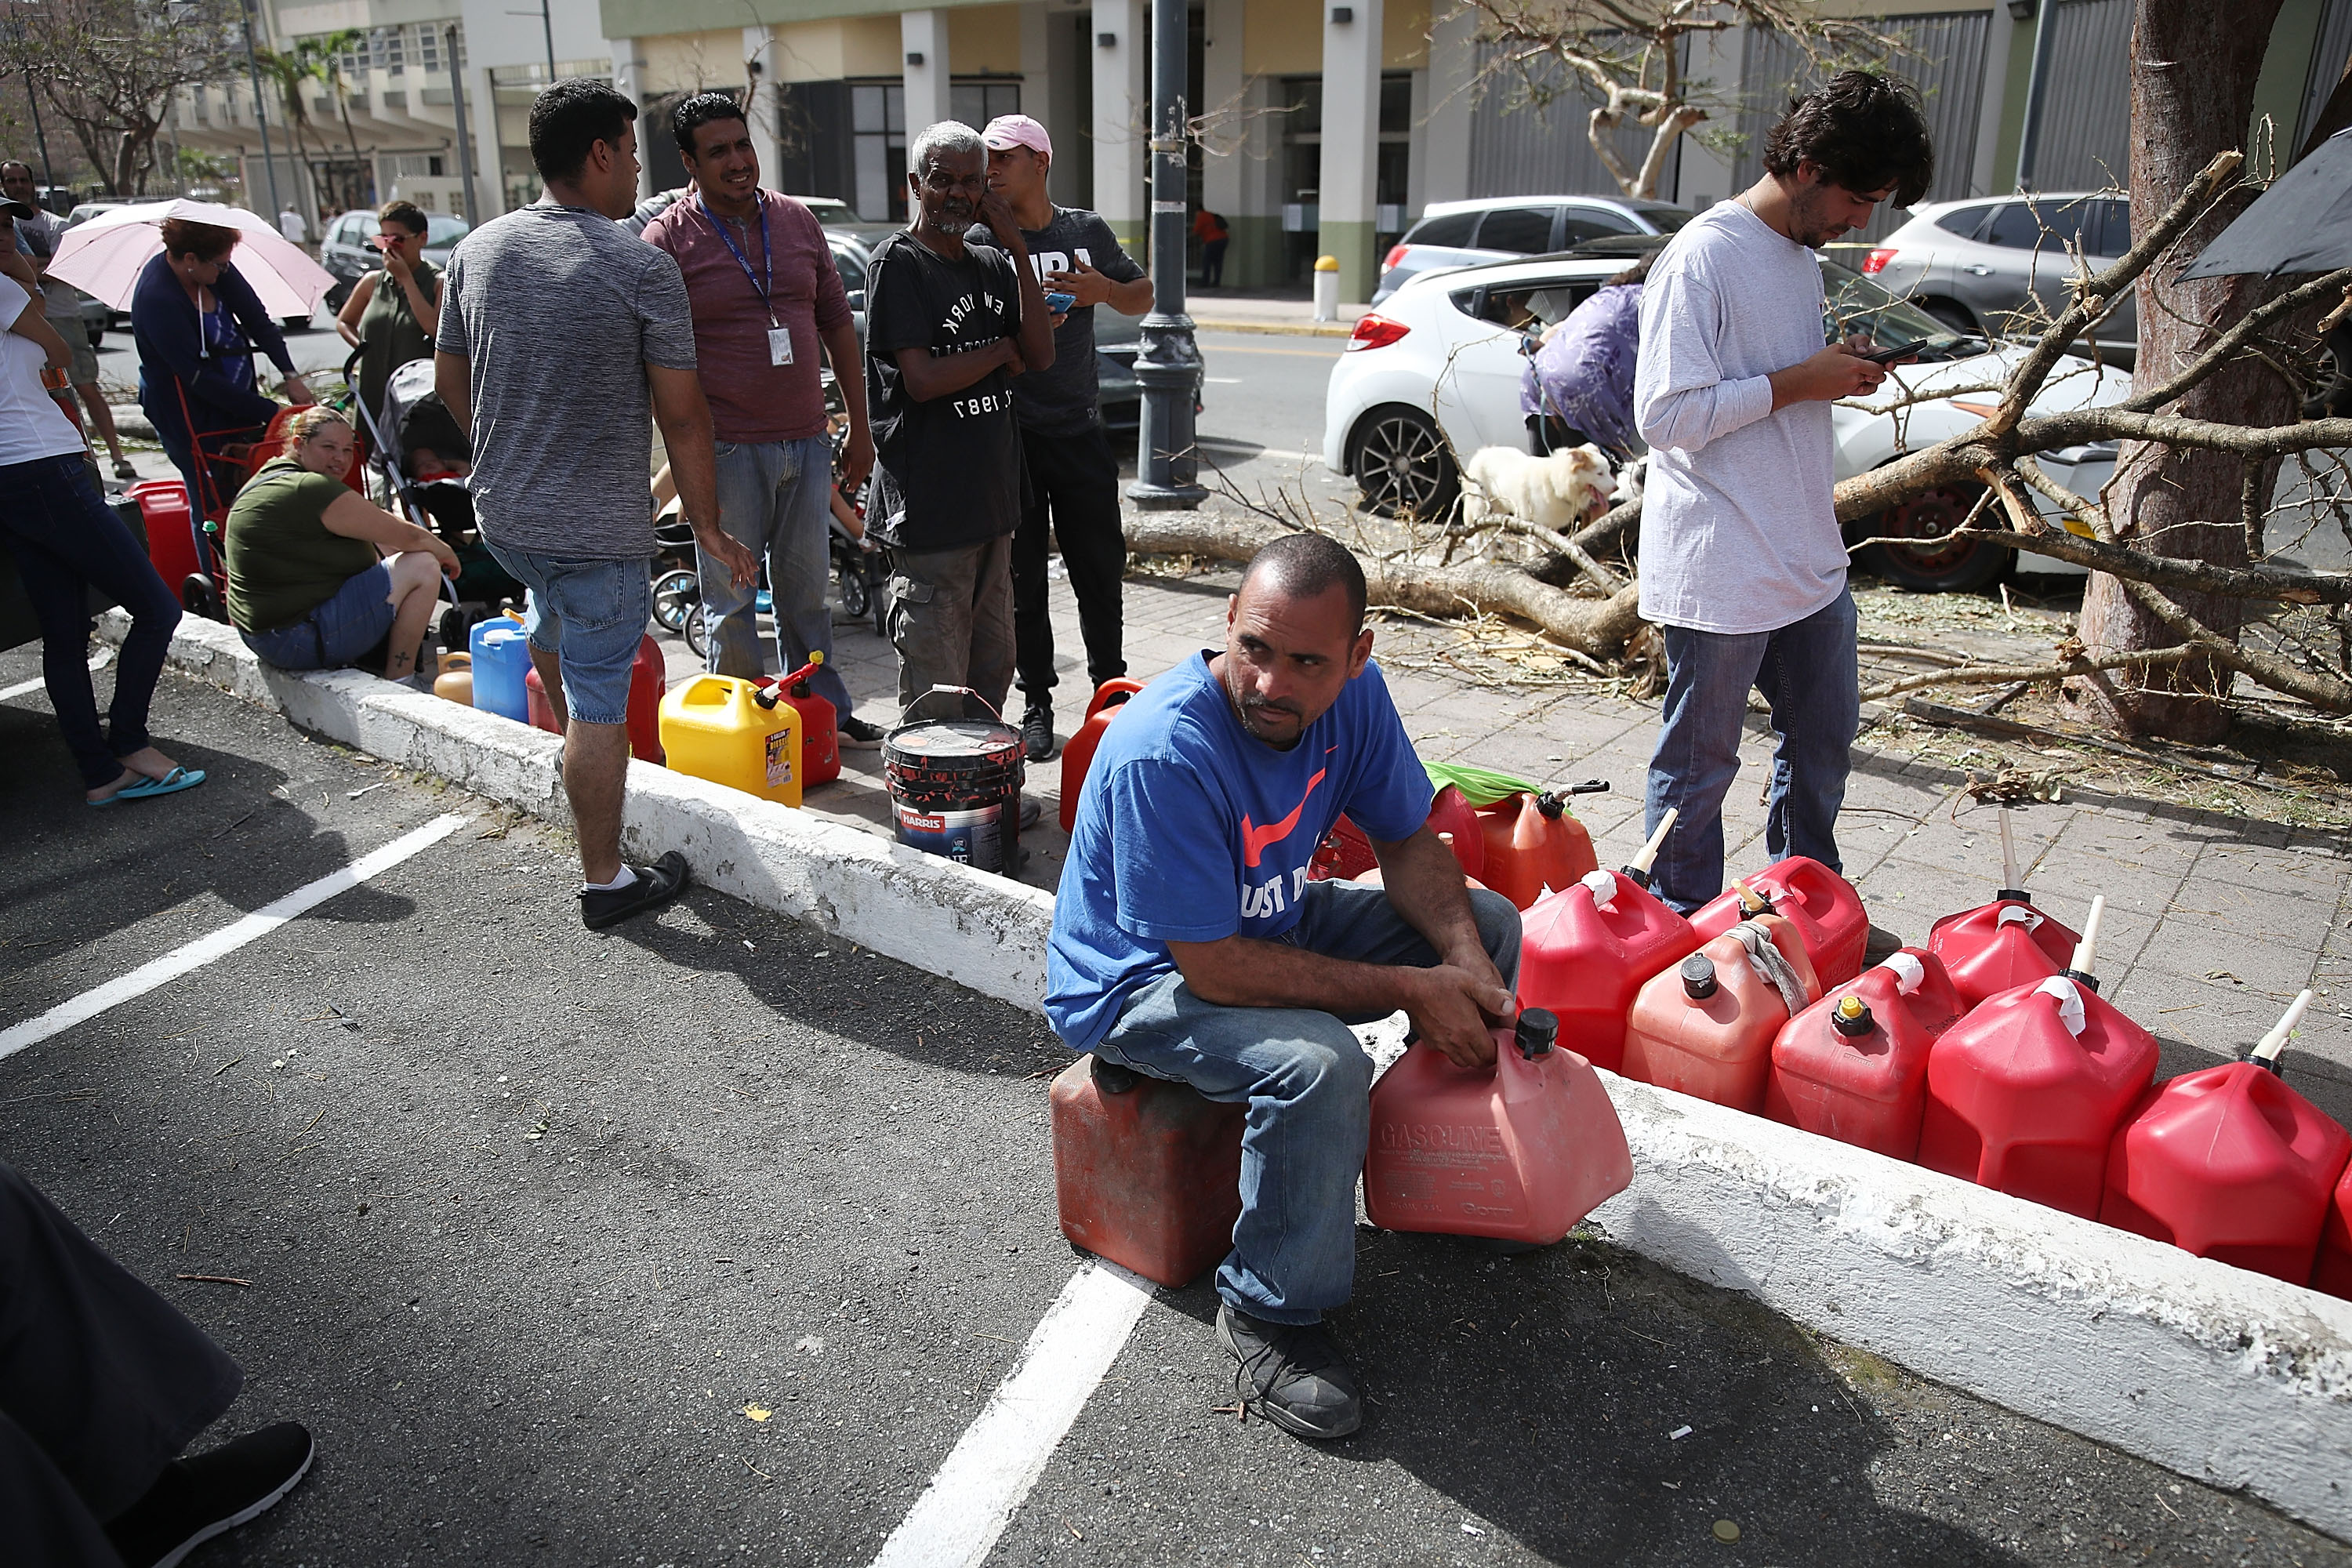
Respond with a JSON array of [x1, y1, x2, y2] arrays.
[[865, 121, 1058, 713]]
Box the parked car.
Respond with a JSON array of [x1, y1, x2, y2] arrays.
[[1323, 241, 2132, 591], [63, 198, 150, 334], [1371, 195, 1692, 304], [319, 209, 470, 310], [1862, 192, 2136, 365]]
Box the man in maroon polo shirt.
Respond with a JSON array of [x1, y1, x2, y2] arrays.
[[644, 91, 881, 745]]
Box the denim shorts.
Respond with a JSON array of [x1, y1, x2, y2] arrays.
[[240, 563, 396, 670], [484, 543, 650, 727]]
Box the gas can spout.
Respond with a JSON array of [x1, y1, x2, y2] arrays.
[[2250, 989, 2316, 1074], [1622, 808, 1677, 887], [778, 650, 827, 692], [1996, 808, 2030, 903], [2062, 895, 2105, 992]]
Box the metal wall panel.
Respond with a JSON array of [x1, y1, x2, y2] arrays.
[[2027, 0, 2132, 192], [1732, 10, 1991, 240], [1467, 39, 1683, 201], [2299, 0, 2352, 153]]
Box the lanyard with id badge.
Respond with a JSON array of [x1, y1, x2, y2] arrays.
[[699, 194, 793, 365]]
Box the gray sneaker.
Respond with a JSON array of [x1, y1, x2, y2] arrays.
[[1216, 1301, 1363, 1439]]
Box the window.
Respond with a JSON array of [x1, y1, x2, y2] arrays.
[[2092, 198, 2130, 257], [370, 26, 405, 76], [426, 215, 469, 248], [1934, 204, 1991, 238], [1475, 207, 1555, 254], [833, 246, 867, 307], [949, 82, 1020, 130], [1558, 206, 1639, 244], [1982, 198, 2100, 253], [851, 83, 907, 223], [1406, 211, 1476, 248]]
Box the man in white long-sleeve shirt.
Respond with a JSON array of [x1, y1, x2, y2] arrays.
[[1633, 71, 1934, 918]]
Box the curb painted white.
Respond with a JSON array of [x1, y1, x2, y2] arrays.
[[114, 611, 2352, 1541]]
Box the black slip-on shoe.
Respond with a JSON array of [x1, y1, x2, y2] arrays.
[[1864, 923, 1905, 966], [1022, 705, 1056, 763], [1216, 1301, 1363, 1439], [107, 1421, 314, 1568], [1018, 795, 1042, 833], [580, 850, 690, 931], [839, 716, 887, 750]]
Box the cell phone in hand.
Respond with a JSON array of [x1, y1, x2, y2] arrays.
[[1857, 337, 1930, 365], [1044, 290, 1078, 314]]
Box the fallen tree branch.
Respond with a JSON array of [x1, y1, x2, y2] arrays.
[[1955, 524, 2352, 604], [1859, 646, 2205, 703], [2018, 408, 2352, 457], [1123, 513, 1647, 660], [1489, 514, 1628, 592], [2124, 264, 2352, 413], [2113, 577, 2352, 713]]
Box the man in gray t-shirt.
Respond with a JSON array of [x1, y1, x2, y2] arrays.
[[435, 78, 755, 932]]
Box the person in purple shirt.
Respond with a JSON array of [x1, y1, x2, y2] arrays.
[[1047, 533, 1520, 1443], [1523, 250, 1653, 459]]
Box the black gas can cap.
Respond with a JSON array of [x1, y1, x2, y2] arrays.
[[1680, 953, 1719, 1000], [1515, 1007, 1559, 1058]]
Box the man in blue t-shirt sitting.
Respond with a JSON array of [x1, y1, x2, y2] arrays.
[[1047, 534, 1521, 1440]]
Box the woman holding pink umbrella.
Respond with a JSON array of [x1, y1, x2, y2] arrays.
[[129, 217, 314, 524]]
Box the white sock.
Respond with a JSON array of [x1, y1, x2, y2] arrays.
[[582, 865, 639, 895]]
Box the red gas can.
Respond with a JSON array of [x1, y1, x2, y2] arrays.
[[126, 479, 198, 598], [1621, 914, 1822, 1112], [1475, 790, 1601, 909], [1050, 1054, 1245, 1289], [1765, 948, 1964, 1160], [525, 633, 666, 763], [2100, 992, 2352, 1283], [766, 655, 840, 788], [1426, 785, 1485, 882], [1517, 812, 1697, 1073], [1365, 1009, 1633, 1246], [1926, 809, 2082, 1006], [2318, 1158, 2352, 1299], [1057, 677, 1145, 832], [1918, 909, 2158, 1218], [1690, 856, 1870, 988], [1309, 787, 1487, 884]]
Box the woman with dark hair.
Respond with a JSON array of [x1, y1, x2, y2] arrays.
[[0, 260, 201, 804], [335, 199, 441, 421], [129, 217, 314, 523]]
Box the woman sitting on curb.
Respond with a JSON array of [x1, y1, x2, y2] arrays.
[[223, 407, 458, 681]]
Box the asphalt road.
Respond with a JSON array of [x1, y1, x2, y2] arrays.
[[5, 648, 2350, 1567]]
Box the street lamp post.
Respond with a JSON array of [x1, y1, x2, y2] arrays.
[[1126, 0, 1206, 510], [236, 0, 283, 217], [447, 24, 481, 226]]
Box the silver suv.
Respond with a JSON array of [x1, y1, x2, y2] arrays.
[[1863, 192, 2136, 364], [1372, 194, 1691, 303]]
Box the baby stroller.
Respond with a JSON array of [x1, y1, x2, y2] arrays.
[[347, 352, 526, 633]]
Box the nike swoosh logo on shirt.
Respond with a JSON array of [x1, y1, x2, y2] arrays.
[[1241, 768, 1327, 869]]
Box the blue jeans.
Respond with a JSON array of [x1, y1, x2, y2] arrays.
[[1094, 881, 1523, 1325], [238, 563, 396, 670], [1642, 587, 1859, 914], [0, 453, 183, 789], [485, 545, 649, 728], [701, 436, 855, 720]]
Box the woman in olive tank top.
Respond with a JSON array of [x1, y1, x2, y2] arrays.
[[335, 199, 441, 423]]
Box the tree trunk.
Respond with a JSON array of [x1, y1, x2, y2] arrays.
[[2067, 0, 2291, 742]]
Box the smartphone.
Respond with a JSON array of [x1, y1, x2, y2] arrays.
[[1857, 337, 1930, 365], [1044, 290, 1078, 314]]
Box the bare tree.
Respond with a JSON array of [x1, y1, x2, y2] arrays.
[[1457, 0, 1906, 199], [0, 0, 241, 196]]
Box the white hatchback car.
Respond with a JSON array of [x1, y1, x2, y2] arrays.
[[1322, 245, 2132, 591]]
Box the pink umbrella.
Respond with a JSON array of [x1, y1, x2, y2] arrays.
[[46, 198, 335, 317]]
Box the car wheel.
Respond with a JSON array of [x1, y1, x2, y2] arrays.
[[83, 325, 100, 350], [1859, 480, 2012, 593], [325, 280, 353, 312], [1349, 405, 1459, 520], [1919, 297, 1979, 337]]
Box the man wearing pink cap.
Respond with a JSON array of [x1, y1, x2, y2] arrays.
[[966, 114, 1152, 764]]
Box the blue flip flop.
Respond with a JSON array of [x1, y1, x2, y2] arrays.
[[90, 766, 207, 807]]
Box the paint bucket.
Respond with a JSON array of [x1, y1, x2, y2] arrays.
[[884, 686, 1024, 874]]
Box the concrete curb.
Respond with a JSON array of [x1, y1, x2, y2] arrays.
[[114, 611, 2352, 1541]]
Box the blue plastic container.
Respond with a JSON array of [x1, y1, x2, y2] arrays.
[[469, 615, 533, 723]]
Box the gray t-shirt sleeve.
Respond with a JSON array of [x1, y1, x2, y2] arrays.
[[636, 249, 697, 371], [436, 252, 470, 357]]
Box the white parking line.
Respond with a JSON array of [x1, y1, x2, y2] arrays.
[[0, 652, 111, 704], [0, 813, 469, 1062], [869, 1262, 1155, 1568]]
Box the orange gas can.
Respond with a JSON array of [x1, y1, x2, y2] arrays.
[[1690, 856, 1869, 988], [1050, 1055, 1245, 1289], [1475, 789, 1601, 909], [1765, 948, 1963, 1160], [1057, 677, 1146, 831], [1364, 1009, 1633, 1246], [1621, 913, 1821, 1113], [1516, 811, 1697, 1073], [1918, 899, 2159, 1218], [2100, 993, 2351, 1283]]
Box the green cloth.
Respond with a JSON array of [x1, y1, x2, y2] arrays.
[[354, 259, 437, 422], [1423, 760, 1541, 808], [223, 456, 376, 633]]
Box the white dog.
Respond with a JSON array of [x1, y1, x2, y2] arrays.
[[1461, 443, 1614, 532]]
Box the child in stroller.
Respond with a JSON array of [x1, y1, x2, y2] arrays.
[[347, 352, 525, 632]]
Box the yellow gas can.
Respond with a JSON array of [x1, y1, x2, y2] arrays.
[[659, 674, 802, 807]]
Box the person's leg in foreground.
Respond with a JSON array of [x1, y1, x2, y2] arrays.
[[889, 542, 985, 709], [378, 550, 448, 681], [0, 1161, 311, 1568], [1013, 426, 1126, 760], [1755, 586, 1859, 869], [493, 548, 689, 928], [699, 440, 779, 681], [1642, 622, 1772, 915], [0, 453, 197, 803], [1095, 882, 1522, 1437]]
